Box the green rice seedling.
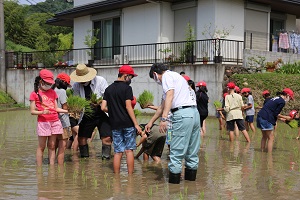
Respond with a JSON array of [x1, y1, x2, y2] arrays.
[[90, 93, 103, 105], [12, 159, 19, 167], [73, 169, 79, 180], [164, 185, 168, 193], [104, 172, 108, 180], [286, 120, 298, 128], [137, 90, 154, 109], [81, 169, 85, 180], [268, 177, 274, 192], [105, 180, 111, 190], [66, 89, 73, 98], [147, 186, 153, 197], [204, 153, 209, 163], [184, 186, 188, 196], [233, 195, 238, 200], [93, 178, 98, 187], [2, 159, 7, 167], [198, 191, 204, 200], [134, 109, 141, 117], [213, 101, 222, 109], [67, 96, 93, 119], [179, 191, 183, 200]]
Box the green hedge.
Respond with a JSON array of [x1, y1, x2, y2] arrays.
[[231, 73, 300, 114]]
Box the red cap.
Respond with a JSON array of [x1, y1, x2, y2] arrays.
[[283, 88, 294, 100], [39, 69, 54, 84], [183, 75, 191, 81], [223, 92, 228, 98], [119, 65, 137, 77], [131, 96, 136, 108], [289, 110, 298, 119], [57, 72, 71, 85], [227, 82, 235, 89], [241, 88, 251, 94], [262, 90, 270, 96], [196, 81, 207, 87], [234, 86, 240, 93]]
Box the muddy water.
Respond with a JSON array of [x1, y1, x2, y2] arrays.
[[0, 110, 300, 199]]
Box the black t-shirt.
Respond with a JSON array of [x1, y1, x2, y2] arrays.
[[263, 97, 271, 105], [103, 81, 134, 129], [196, 91, 209, 116]]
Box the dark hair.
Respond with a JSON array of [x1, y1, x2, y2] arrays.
[[222, 88, 228, 94], [180, 71, 185, 75], [149, 63, 169, 79], [198, 86, 208, 93], [118, 73, 124, 78], [188, 80, 196, 91], [34, 76, 42, 102], [277, 91, 289, 97], [52, 78, 68, 90], [263, 93, 270, 98]]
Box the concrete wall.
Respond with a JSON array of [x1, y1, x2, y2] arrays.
[[286, 14, 297, 31], [243, 49, 300, 68], [7, 64, 225, 116]]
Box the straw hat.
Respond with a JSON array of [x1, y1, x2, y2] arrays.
[[70, 64, 97, 82]]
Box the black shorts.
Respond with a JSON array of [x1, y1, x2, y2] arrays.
[[69, 117, 79, 128], [144, 135, 166, 157], [200, 114, 208, 127], [226, 119, 246, 131], [78, 113, 112, 138]]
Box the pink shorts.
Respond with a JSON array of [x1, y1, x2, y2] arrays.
[[37, 121, 63, 137]]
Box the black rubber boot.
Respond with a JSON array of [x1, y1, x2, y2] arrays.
[[169, 172, 181, 184], [79, 144, 89, 158], [102, 144, 111, 160], [184, 168, 197, 181]]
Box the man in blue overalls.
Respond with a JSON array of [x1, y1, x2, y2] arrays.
[[145, 63, 201, 184]]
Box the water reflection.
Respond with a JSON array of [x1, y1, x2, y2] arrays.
[[1, 111, 300, 199]]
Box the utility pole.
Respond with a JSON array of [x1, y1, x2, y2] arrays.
[[0, 0, 5, 91]]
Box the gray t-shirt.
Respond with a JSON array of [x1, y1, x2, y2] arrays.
[[245, 95, 255, 116], [55, 88, 71, 128]]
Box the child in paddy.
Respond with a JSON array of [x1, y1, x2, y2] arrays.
[[135, 124, 166, 162], [241, 88, 256, 133], [29, 69, 68, 166]]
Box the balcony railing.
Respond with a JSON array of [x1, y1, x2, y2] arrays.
[[5, 39, 243, 69]]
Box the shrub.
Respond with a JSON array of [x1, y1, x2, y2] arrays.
[[231, 73, 300, 114], [276, 62, 300, 74]]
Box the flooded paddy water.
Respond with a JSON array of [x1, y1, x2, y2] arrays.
[[1, 110, 300, 199]]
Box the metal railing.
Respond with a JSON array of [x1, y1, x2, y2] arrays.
[[5, 39, 244, 69]]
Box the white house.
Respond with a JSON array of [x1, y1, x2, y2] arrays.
[[47, 0, 300, 65]]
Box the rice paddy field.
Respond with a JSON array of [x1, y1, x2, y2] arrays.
[[0, 110, 300, 199]]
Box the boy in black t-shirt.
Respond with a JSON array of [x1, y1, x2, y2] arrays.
[[101, 65, 142, 174]]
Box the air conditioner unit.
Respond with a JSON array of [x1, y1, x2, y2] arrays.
[[114, 54, 129, 65]]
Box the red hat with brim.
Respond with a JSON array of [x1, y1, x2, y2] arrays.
[[227, 82, 235, 89], [262, 90, 270, 96], [241, 88, 251, 94], [40, 69, 54, 84], [119, 65, 138, 77], [234, 86, 240, 93], [183, 75, 191, 81], [283, 88, 294, 100], [196, 81, 207, 87], [57, 72, 71, 85], [290, 110, 298, 119]]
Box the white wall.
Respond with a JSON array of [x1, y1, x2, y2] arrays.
[[286, 14, 297, 31], [122, 3, 160, 45], [74, 0, 105, 7], [197, 0, 244, 41], [73, 16, 93, 63], [174, 7, 197, 41], [160, 2, 174, 43]]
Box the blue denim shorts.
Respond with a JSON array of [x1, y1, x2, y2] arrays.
[[112, 127, 136, 153], [257, 115, 274, 131]]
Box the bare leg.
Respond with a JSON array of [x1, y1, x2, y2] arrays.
[[113, 152, 123, 174], [47, 134, 57, 165], [218, 117, 223, 130], [36, 136, 47, 166], [265, 130, 274, 153], [229, 131, 235, 142], [143, 153, 149, 161], [72, 126, 79, 151], [201, 120, 206, 136], [249, 122, 256, 133], [241, 130, 251, 142], [57, 139, 67, 165], [245, 121, 249, 131], [135, 147, 145, 159], [261, 131, 268, 151], [125, 150, 134, 174], [234, 123, 239, 137]]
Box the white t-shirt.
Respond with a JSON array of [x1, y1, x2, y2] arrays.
[[162, 70, 196, 109]]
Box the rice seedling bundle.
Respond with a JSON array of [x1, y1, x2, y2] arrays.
[[213, 101, 222, 109], [137, 90, 154, 109], [134, 109, 141, 117], [90, 93, 103, 105], [67, 96, 93, 119], [286, 120, 299, 129], [66, 89, 73, 98]]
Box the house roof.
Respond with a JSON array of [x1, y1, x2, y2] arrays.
[[47, 0, 300, 27]]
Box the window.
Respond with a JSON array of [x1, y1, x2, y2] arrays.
[[94, 17, 120, 60]]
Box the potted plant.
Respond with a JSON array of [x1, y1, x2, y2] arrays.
[[84, 29, 100, 66], [201, 23, 234, 64], [265, 62, 276, 72], [201, 47, 209, 64], [183, 22, 196, 64], [158, 47, 172, 63]]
